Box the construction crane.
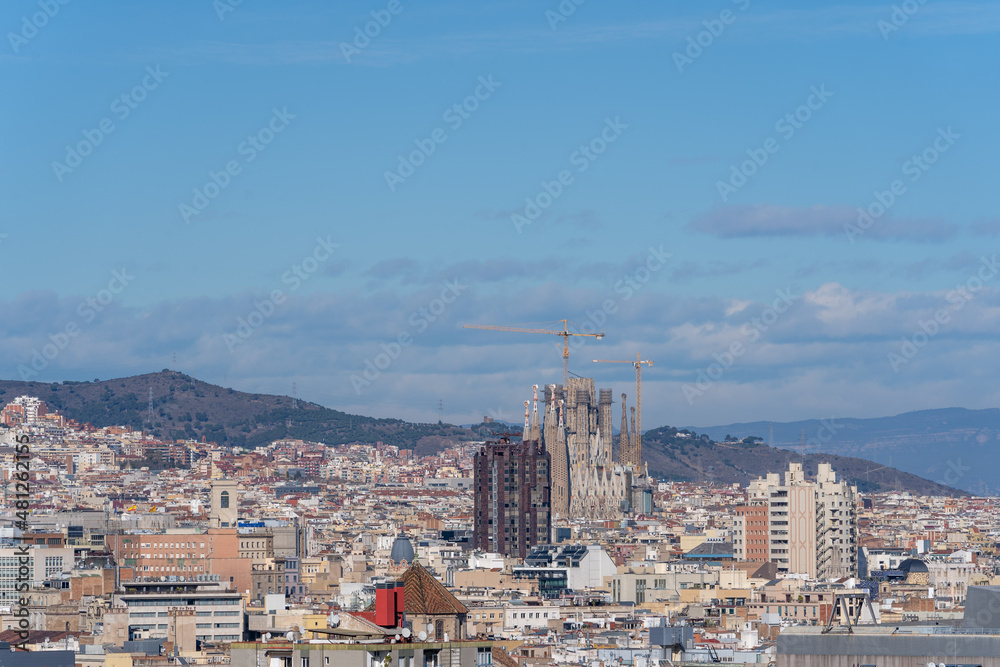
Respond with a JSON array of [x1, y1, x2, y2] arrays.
[[463, 319, 605, 386], [593, 353, 653, 467]]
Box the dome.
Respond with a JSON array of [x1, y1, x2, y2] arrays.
[[390, 536, 415, 565], [899, 558, 928, 574]]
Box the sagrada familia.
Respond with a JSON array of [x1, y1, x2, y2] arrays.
[[521, 377, 653, 520]]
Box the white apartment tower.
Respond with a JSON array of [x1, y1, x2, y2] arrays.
[[739, 462, 857, 579]]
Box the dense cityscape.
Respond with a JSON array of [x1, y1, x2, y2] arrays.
[[3, 387, 1000, 666]]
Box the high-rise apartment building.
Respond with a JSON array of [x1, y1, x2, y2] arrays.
[[0, 396, 48, 426], [472, 438, 551, 559], [735, 463, 857, 579]]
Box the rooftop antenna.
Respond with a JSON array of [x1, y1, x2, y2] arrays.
[[146, 388, 155, 425]]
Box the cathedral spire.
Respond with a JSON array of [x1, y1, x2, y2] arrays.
[[529, 384, 540, 441], [619, 393, 630, 466]]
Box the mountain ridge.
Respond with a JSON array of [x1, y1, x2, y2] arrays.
[[0, 371, 967, 494], [688, 407, 1000, 494]]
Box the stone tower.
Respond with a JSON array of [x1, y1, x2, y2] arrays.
[[544, 384, 570, 519], [210, 479, 239, 528], [619, 393, 630, 466]]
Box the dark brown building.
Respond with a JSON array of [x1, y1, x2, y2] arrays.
[[473, 438, 550, 559]]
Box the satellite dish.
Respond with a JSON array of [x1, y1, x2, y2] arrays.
[[330, 614, 341, 627], [285, 631, 295, 641], [418, 631, 427, 641], [426, 624, 434, 634], [402, 628, 411, 638], [395, 634, 401, 641]]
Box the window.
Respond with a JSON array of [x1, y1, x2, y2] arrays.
[[435, 620, 444, 641], [220, 491, 230, 509], [300, 659, 309, 667]]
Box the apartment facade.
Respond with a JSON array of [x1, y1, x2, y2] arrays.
[[735, 463, 857, 579], [472, 439, 551, 559], [0, 546, 74, 603], [106, 580, 245, 646], [734, 502, 770, 563]]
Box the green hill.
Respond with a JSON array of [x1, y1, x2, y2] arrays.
[[0, 370, 477, 451]]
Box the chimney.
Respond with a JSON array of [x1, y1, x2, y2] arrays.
[[375, 582, 396, 627]]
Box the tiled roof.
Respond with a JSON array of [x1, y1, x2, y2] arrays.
[[492, 646, 519, 667], [401, 562, 468, 615]]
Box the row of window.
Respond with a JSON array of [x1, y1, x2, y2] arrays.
[[132, 610, 240, 618], [131, 553, 202, 559], [140, 565, 205, 572], [126, 598, 241, 606]]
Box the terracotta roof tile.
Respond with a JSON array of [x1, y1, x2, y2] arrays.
[[492, 646, 519, 667], [401, 562, 468, 615]]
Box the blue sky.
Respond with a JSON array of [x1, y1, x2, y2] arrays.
[[3, 0, 1000, 429]]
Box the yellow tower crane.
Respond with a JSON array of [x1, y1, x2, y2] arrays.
[[592, 353, 653, 466], [463, 319, 606, 387]]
